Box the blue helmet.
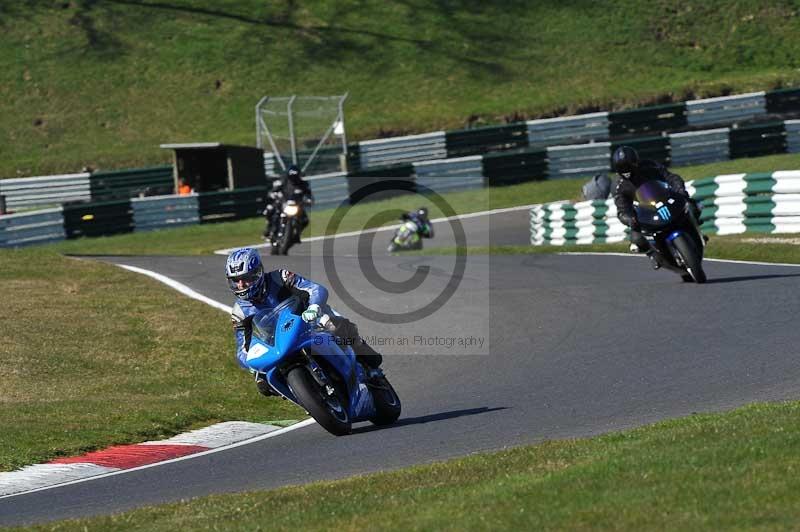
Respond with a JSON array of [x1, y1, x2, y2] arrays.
[[225, 248, 266, 301]]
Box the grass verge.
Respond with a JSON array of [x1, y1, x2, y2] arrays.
[[3, 1, 800, 176], [0, 249, 302, 472], [17, 400, 800, 530]]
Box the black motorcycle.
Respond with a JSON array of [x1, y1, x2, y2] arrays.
[[633, 181, 707, 283], [270, 189, 311, 256]]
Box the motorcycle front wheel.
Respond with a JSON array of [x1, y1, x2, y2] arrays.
[[286, 366, 351, 436], [672, 234, 707, 284], [368, 376, 402, 426], [277, 219, 294, 255]]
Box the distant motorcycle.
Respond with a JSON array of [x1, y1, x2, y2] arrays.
[[387, 219, 424, 252], [633, 181, 707, 283], [244, 296, 402, 436], [270, 188, 311, 256]]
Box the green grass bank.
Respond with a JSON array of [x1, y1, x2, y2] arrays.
[[3, 1, 800, 176]]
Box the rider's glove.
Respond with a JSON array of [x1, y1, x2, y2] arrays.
[[302, 304, 321, 323]]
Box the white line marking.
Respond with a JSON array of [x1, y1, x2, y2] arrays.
[[213, 203, 539, 255], [0, 464, 120, 497], [0, 419, 317, 500], [556, 251, 800, 267], [116, 264, 233, 313]]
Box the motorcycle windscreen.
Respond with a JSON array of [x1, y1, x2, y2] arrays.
[[634, 181, 671, 229], [634, 180, 670, 205], [253, 313, 278, 346], [251, 296, 303, 346]]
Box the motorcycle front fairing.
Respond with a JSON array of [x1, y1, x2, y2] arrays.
[[633, 181, 704, 269], [245, 298, 376, 421]]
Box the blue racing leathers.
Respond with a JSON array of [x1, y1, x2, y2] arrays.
[[230, 269, 328, 369]]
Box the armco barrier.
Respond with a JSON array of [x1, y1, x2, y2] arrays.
[[786, 120, 800, 153], [765, 87, 800, 115], [90, 166, 174, 201], [63, 199, 134, 239], [197, 187, 269, 223], [263, 152, 279, 177], [545, 143, 610, 179], [132, 195, 199, 232], [0, 208, 66, 248], [526, 112, 610, 147], [344, 88, 790, 173], [346, 164, 416, 204], [445, 123, 528, 158], [669, 128, 730, 167], [609, 102, 687, 137], [611, 136, 670, 166], [413, 156, 484, 194], [307, 172, 349, 209], [686, 92, 767, 128], [729, 121, 786, 159], [357, 131, 447, 169], [530, 170, 800, 245], [482, 149, 547, 186], [0, 173, 90, 210]]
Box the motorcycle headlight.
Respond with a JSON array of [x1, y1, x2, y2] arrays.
[[283, 203, 300, 216]]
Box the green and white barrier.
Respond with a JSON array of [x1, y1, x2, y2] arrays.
[[531, 170, 800, 245]]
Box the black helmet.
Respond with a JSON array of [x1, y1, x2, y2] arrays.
[[612, 146, 639, 178], [287, 165, 302, 180], [417, 207, 428, 218]]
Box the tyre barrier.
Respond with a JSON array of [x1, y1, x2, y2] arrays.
[[530, 171, 800, 245]]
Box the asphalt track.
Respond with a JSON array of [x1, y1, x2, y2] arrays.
[[3, 210, 800, 526]]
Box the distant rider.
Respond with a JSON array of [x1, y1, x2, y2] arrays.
[[612, 145, 702, 269], [262, 165, 314, 244], [401, 207, 434, 239], [262, 178, 286, 240], [225, 247, 385, 396], [285, 165, 314, 243]]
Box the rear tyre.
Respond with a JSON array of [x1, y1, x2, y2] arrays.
[[369, 377, 402, 426], [673, 235, 707, 284], [286, 366, 351, 436]]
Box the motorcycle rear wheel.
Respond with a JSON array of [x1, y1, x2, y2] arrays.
[[369, 377, 402, 426], [286, 366, 351, 436]]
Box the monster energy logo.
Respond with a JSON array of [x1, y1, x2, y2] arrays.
[[657, 206, 671, 220]]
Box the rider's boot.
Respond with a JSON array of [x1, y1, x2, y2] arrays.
[[646, 249, 662, 270], [353, 341, 385, 383]]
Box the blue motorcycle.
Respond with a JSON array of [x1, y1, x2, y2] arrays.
[[633, 180, 707, 283], [244, 296, 402, 435]]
